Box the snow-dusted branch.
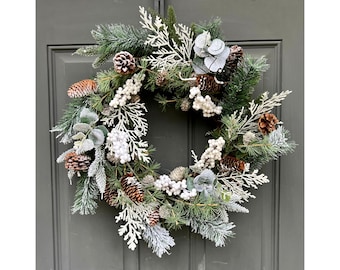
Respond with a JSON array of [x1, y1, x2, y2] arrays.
[[139, 6, 193, 70]]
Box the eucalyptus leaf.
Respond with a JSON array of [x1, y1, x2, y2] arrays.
[[95, 125, 109, 137], [72, 132, 86, 140], [89, 128, 105, 146], [207, 39, 225, 55], [80, 107, 99, 124], [73, 122, 92, 133], [186, 177, 194, 190]]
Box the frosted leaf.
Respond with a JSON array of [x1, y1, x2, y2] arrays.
[[73, 122, 91, 133], [204, 54, 227, 72], [207, 39, 225, 55], [72, 132, 86, 140], [194, 31, 211, 49], [89, 128, 105, 146], [80, 107, 98, 123], [115, 198, 155, 251], [75, 139, 94, 154], [95, 165, 106, 195]]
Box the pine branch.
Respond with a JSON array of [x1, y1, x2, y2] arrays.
[[71, 176, 99, 215], [222, 55, 270, 115], [50, 98, 86, 144], [74, 23, 151, 68], [191, 17, 223, 40], [142, 224, 175, 257], [190, 218, 235, 247]]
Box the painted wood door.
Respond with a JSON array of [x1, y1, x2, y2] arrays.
[[36, 0, 304, 269]]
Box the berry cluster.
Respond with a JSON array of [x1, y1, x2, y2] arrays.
[[154, 175, 197, 200], [189, 87, 222, 117], [109, 73, 145, 108], [106, 129, 131, 164]]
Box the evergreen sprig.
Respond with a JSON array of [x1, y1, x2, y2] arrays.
[[72, 175, 99, 215], [50, 98, 87, 144], [74, 24, 152, 68], [222, 55, 270, 115], [191, 17, 224, 40]]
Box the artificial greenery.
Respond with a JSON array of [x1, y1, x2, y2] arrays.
[[51, 6, 296, 258]]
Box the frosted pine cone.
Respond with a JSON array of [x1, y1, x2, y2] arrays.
[[258, 113, 279, 134], [120, 174, 144, 203], [180, 98, 191, 112], [141, 175, 155, 186], [64, 152, 91, 172], [155, 71, 168, 86], [113, 51, 136, 74], [169, 166, 187, 181], [67, 79, 97, 98]]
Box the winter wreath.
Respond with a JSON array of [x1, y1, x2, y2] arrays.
[[51, 6, 296, 257]]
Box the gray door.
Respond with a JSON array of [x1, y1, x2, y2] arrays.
[[36, 0, 303, 269]]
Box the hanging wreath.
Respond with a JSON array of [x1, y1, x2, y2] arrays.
[[51, 6, 296, 257]]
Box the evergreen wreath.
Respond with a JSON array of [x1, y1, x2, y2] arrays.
[[51, 6, 296, 257]]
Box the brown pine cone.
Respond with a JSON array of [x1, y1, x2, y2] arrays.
[[103, 184, 118, 207], [226, 45, 244, 71], [64, 152, 91, 172], [258, 113, 279, 135], [120, 174, 144, 203], [113, 51, 136, 75], [67, 79, 97, 98], [220, 155, 246, 172], [147, 209, 160, 226], [196, 74, 221, 94]]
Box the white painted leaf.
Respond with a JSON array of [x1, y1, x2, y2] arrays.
[[207, 39, 225, 55], [95, 165, 106, 195]]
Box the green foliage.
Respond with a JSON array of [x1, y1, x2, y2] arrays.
[[191, 17, 223, 40], [89, 69, 131, 112], [74, 24, 152, 68], [236, 127, 297, 169], [163, 5, 181, 45], [50, 98, 86, 144], [72, 176, 99, 215], [221, 55, 270, 116]]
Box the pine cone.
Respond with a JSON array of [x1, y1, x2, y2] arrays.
[[215, 45, 244, 83], [226, 45, 244, 71], [196, 74, 221, 94], [180, 98, 191, 112], [120, 173, 144, 203], [113, 51, 136, 75], [104, 184, 118, 207], [220, 155, 246, 172], [258, 113, 279, 134], [147, 209, 160, 226], [64, 152, 91, 172], [155, 71, 168, 87], [67, 79, 97, 98]]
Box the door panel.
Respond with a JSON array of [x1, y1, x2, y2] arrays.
[[37, 0, 303, 269]]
